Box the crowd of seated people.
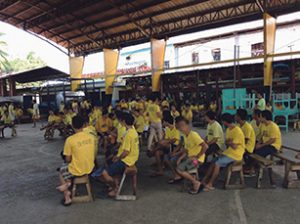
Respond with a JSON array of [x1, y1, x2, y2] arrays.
[[53, 94, 298, 206]]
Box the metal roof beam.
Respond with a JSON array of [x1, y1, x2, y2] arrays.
[[24, 0, 95, 29], [70, 0, 300, 55], [46, 0, 169, 38], [105, 0, 150, 38], [56, 0, 206, 43], [0, 0, 21, 12]]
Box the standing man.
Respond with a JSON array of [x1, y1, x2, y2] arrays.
[[147, 95, 163, 151], [32, 100, 40, 128], [256, 92, 266, 111]]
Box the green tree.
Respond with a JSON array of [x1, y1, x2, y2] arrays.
[[0, 32, 10, 72], [4, 51, 46, 73]]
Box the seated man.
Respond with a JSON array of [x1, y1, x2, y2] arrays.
[[105, 111, 126, 166], [235, 109, 256, 174], [1, 110, 16, 137], [150, 114, 181, 177], [40, 110, 60, 138], [254, 110, 282, 157], [202, 113, 245, 191], [174, 116, 208, 194], [204, 111, 224, 156], [57, 116, 96, 206], [94, 113, 139, 197], [250, 109, 262, 140]]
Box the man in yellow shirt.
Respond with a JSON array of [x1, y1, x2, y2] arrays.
[[235, 109, 256, 175], [254, 110, 281, 157], [147, 95, 163, 151], [57, 116, 95, 206], [133, 109, 145, 135], [93, 113, 139, 197], [181, 104, 193, 125], [250, 109, 262, 140], [173, 116, 208, 194], [170, 104, 180, 119], [204, 111, 224, 156], [149, 115, 181, 177], [236, 109, 256, 154], [203, 113, 245, 190]]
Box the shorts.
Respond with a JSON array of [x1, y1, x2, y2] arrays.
[[214, 155, 235, 168], [177, 157, 198, 172], [59, 163, 74, 180], [91, 160, 126, 177]]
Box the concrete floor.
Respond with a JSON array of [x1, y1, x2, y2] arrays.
[[0, 123, 299, 224]]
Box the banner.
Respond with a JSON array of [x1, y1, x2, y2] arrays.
[[151, 38, 166, 92], [104, 48, 119, 95], [263, 13, 276, 86], [69, 56, 84, 91]]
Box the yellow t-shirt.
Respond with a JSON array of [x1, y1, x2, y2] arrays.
[[2, 114, 12, 124], [161, 100, 169, 108], [206, 121, 224, 148], [182, 109, 193, 122], [120, 102, 128, 110], [135, 115, 145, 133], [250, 120, 261, 139], [95, 117, 113, 133], [117, 128, 139, 166], [113, 119, 119, 128], [136, 102, 145, 111], [191, 105, 198, 112], [83, 125, 99, 155], [63, 132, 95, 176], [171, 110, 180, 119], [165, 126, 180, 146], [147, 103, 161, 123], [117, 123, 127, 143], [260, 121, 282, 150], [184, 131, 205, 163], [209, 103, 217, 112], [238, 122, 256, 153], [223, 126, 245, 161], [48, 115, 61, 123]]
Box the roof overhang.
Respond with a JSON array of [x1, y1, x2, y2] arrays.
[[1, 0, 300, 56]]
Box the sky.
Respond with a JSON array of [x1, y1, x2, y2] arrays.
[[0, 11, 300, 75]]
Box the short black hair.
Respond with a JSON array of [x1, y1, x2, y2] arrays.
[[221, 113, 234, 123], [236, 109, 247, 120], [262, 110, 272, 121], [175, 115, 188, 125], [253, 109, 262, 116], [124, 112, 135, 126], [102, 108, 108, 115], [115, 110, 124, 120], [72, 115, 84, 129], [205, 111, 216, 120], [163, 114, 174, 125]]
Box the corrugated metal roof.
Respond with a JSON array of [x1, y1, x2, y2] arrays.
[[1, 0, 300, 56]]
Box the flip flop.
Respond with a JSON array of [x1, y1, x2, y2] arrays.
[[60, 199, 72, 207], [188, 184, 204, 195], [168, 178, 183, 184], [203, 186, 215, 192]]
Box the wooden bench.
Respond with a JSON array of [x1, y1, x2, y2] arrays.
[[224, 161, 245, 189], [274, 147, 300, 188], [249, 154, 275, 188], [116, 165, 137, 201], [71, 175, 93, 203]]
